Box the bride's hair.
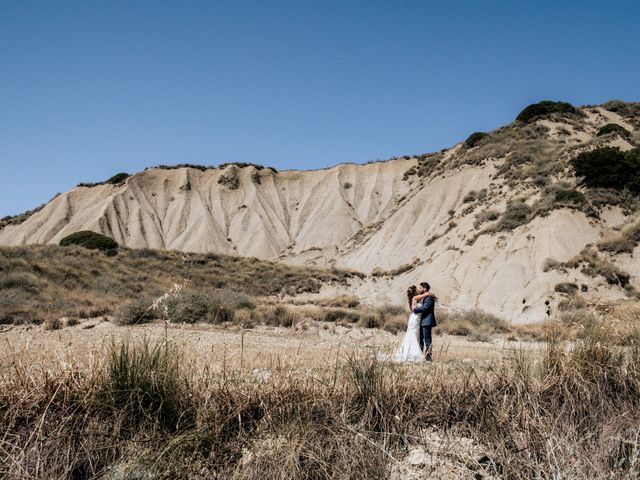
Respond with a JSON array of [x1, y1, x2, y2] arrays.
[[406, 285, 417, 309]]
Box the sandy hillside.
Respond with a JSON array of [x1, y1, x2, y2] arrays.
[[2, 101, 640, 322]]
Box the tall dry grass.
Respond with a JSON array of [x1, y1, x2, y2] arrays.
[[1, 330, 640, 479]]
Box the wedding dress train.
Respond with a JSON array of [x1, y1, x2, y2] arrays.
[[392, 312, 424, 362]]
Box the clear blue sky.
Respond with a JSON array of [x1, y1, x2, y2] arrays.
[[1, 1, 639, 217]]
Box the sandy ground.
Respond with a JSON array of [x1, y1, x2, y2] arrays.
[[0, 318, 543, 378], [0, 319, 547, 478]]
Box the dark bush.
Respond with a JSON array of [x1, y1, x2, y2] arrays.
[[464, 132, 489, 148], [60, 231, 119, 252], [596, 123, 630, 138], [516, 100, 578, 123], [151, 163, 213, 171], [106, 172, 129, 184], [463, 191, 477, 203], [554, 189, 587, 205], [570, 147, 640, 194]]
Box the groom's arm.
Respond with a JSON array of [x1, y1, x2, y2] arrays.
[[413, 296, 434, 314]]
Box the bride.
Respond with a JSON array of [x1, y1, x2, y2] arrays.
[[392, 285, 434, 362]]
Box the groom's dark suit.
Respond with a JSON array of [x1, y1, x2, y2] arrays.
[[413, 296, 436, 360]]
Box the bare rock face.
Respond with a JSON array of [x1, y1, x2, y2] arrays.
[[2, 103, 640, 322]]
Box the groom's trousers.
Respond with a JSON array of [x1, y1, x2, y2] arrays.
[[420, 325, 433, 361]]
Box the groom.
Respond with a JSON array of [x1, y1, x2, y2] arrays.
[[413, 282, 437, 361]]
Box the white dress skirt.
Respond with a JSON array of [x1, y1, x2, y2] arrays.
[[392, 312, 424, 362]]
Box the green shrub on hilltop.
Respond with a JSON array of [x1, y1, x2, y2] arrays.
[[59, 231, 119, 252], [464, 131, 489, 148], [596, 123, 631, 138], [77, 172, 129, 188], [570, 147, 640, 194], [106, 172, 130, 184], [516, 100, 578, 123]]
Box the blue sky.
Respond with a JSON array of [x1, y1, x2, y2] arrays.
[[1, 1, 639, 217]]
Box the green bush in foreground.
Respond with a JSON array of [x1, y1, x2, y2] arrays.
[[98, 338, 188, 430], [516, 100, 578, 123], [59, 230, 119, 252]]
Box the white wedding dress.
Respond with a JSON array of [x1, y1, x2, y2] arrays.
[[392, 312, 424, 362]]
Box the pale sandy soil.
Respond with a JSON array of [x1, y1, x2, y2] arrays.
[[0, 318, 543, 378]]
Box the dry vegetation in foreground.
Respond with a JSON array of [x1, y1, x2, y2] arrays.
[[2, 328, 640, 479]]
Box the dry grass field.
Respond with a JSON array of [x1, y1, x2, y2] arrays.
[[2, 245, 640, 479]]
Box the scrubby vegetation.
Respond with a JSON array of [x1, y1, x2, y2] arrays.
[[0, 245, 363, 324], [598, 220, 640, 254], [554, 282, 579, 295], [3, 328, 640, 478], [371, 262, 416, 277], [528, 183, 595, 219], [437, 309, 510, 338], [602, 100, 640, 128], [116, 289, 255, 326], [473, 209, 500, 228], [597, 123, 631, 138], [77, 172, 130, 188], [515, 100, 579, 123], [553, 187, 587, 204], [464, 131, 489, 148], [586, 187, 640, 214], [571, 147, 640, 194], [491, 200, 532, 232], [148, 162, 278, 173], [402, 152, 444, 179], [217, 167, 241, 190], [547, 247, 633, 289], [59, 230, 119, 253]]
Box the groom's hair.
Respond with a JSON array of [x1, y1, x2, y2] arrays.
[[420, 282, 430, 291]]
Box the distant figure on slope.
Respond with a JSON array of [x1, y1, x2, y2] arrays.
[[392, 282, 437, 362]]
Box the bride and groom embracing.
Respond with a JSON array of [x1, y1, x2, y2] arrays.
[[392, 282, 437, 362]]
